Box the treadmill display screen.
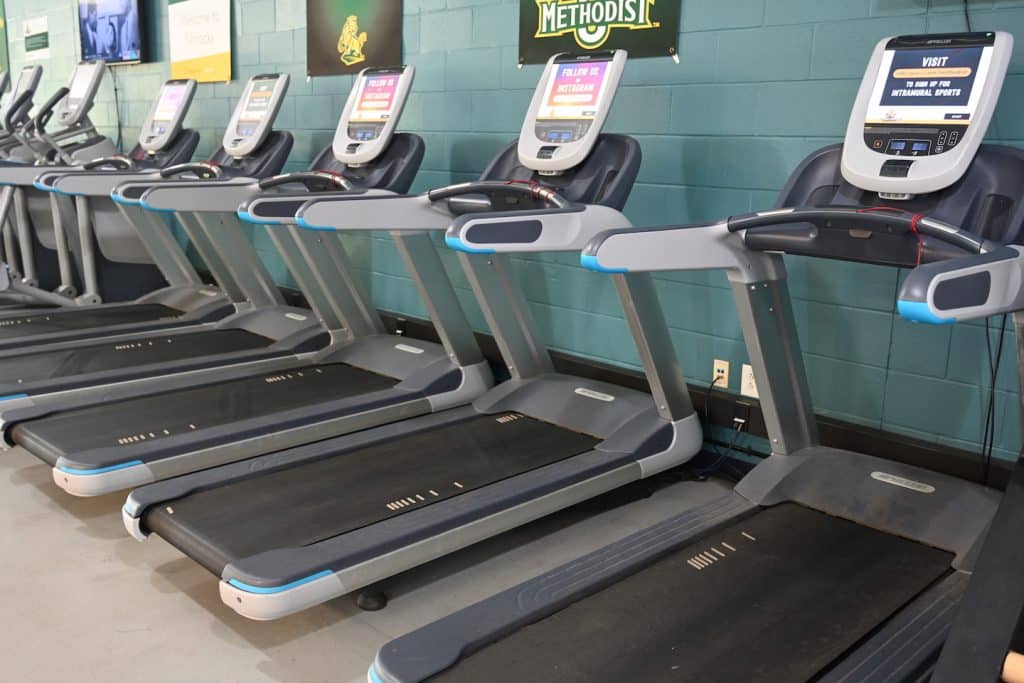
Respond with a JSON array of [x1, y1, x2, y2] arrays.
[[153, 83, 189, 122], [864, 44, 994, 156], [66, 63, 99, 112], [236, 78, 277, 138], [12, 67, 34, 100], [535, 59, 613, 144], [347, 72, 401, 143]]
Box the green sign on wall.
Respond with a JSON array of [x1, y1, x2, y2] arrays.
[[306, 0, 403, 77], [520, 0, 681, 64]]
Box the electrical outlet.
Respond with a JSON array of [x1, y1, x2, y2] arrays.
[[712, 359, 730, 390], [741, 363, 759, 399]]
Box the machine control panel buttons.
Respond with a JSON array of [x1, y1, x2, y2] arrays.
[[864, 124, 968, 157]]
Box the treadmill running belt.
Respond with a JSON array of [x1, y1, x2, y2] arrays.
[[435, 504, 952, 683], [0, 304, 179, 339], [143, 414, 600, 575], [13, 363, 398, 466], [0, 329, 269, 388]]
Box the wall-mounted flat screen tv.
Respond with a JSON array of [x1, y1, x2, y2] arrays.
[[78, 0, 144, 64]]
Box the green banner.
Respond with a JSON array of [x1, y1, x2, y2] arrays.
[[306, 0, 403, 77], [520, 0, 680, 64]]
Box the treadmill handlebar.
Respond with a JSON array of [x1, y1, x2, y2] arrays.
[[32, 86, 69, 135], [444, 203, 638, 255], [4, 88, 33, 133], [727, 206, 989, 256], [258, 170, 353, 192], [161, 161, 222, 180], [897, 244, 1024, 324], [82, 155, 135, 171], [427, 180, 572, 211]]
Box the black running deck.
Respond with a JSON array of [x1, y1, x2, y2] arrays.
[[435, 504, 952, 683], [13, 363, 398, 466], [0, 329, 269, 390], [144, 414, 599, 575], [0, 303, 179, 340]]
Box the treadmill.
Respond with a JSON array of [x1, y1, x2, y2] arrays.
[[0, 66, 41, 280], [369, 31, 1021, 683], [0, 74, 308, 421], [0, 76, 282, 350], [122, 49, 703, 620], [12, 66, 490, 498], [0, 62, 116, 307], [0, 78, 199, 314]]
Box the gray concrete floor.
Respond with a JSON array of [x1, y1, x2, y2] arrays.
[[1, 445, 726, 682]]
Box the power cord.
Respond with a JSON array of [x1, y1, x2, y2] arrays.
[[981, 314, 1008, 483], [964, 0, 972, 31], [696, 416, 747, 480], [110, 68, 123, 151]]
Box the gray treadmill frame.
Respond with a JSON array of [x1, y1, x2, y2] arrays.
[[122, 165, 704, 621], [22, 66, 493, 495]]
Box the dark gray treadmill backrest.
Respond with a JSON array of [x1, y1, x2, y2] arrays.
[[309, 132, 425, 194], [481, 133, 641, 210], [746, 143, 1024, 267], [208, 130, 294, 178], [127, 129, 201, 168]]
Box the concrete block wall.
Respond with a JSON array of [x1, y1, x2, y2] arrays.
[[3, 0, 1022, 460]]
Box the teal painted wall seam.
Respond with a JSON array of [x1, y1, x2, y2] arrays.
[[3, 0, 1022, 460]]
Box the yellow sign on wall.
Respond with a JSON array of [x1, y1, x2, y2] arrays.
[[168, 0, 231, 83]]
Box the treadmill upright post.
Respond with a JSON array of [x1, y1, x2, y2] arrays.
[[393, 232, 485, 369], [74, 195, 99, 303], [264, 226, 350, 334], [192, 212, 285, 309], [172, 211, 246, 303], [456, 250, 554, 381], [47, 192, 76, 295], [729, 276, 818, 457], [13, 187, 36, 285], [614, 272, 695, 422]]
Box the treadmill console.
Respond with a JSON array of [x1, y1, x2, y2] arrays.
[[11, 65, 42, 103], [57, 61, 106, 127], [843, 32, 1012, 197], [223, 74, 289, 158], [518, 50, 626, 175], [139, 79, 196, 154], [332, 65, 414, 166]]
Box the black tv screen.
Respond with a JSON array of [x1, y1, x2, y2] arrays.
[[78, 0, 144, 64]]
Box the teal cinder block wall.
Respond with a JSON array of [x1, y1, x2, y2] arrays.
[[3, 0, 1022, 460]]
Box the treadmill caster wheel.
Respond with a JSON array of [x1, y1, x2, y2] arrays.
[[355, 589, 388, 611]]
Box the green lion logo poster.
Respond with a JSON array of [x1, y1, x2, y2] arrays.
[[307, 0, 403, 77], [520, 0, 680, 63]]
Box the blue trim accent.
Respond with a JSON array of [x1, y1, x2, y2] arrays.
[[580, 253, 628, 273], [226, 570, 333, 595], [368, 666, 385, 683], [0, 393, 28, 402], [56, 459, 144, 476], [139, 197, 175, 213], [444, 234, 495, 254], [238, 210, 282, 226], [33, 180, 55, 193], [295, 215, 336, 231], [110, 192, 141, 206], [897, 300, 956, 325]]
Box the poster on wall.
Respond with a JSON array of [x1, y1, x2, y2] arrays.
[[306, 0, 403, 77], [23, 15, 48, 61], [519, 0, 680, 64], [168, 0, 231, 83]]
